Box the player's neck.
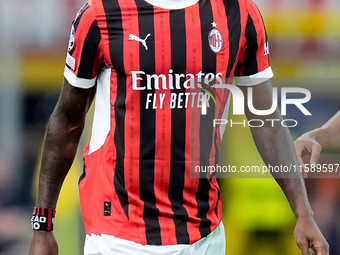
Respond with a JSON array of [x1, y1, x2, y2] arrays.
[[143, 0, 199, 9]]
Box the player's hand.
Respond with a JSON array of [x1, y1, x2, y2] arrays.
[[29, 231, 58, 255], [294, 216, 329, 255], [294, 132, 322, 177]]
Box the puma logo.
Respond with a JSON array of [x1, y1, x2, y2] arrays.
[[128, 33, 151, 50]]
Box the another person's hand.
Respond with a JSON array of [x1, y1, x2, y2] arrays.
[[294, 131, 322, 174], [294, 111, 340, 174], [29, 231, 58, 255], [294, 216, 329, 255]]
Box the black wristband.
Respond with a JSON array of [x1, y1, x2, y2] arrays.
[[31, 207, 56, 231]]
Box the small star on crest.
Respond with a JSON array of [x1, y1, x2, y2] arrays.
[[211, 21, 217, 28]]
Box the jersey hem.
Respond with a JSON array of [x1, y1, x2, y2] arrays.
[[84, 220, 223, 246], [234, 66, 274, 86], [64, 66, 97, 88]]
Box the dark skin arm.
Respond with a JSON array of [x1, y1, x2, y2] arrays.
[[238, 80, 329, 255], [29, 79, 96, 255]]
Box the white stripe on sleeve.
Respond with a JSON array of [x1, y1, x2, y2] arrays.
[[64, 66, 97, 89], [234, 66, 274, 86]]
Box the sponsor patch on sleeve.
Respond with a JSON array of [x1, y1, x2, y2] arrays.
[[66, 52, 76, 70]]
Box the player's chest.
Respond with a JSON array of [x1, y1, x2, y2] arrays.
[[100, 3, 239, 75]]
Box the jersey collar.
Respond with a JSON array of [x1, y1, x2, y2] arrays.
[[143, 0, 199, 9]]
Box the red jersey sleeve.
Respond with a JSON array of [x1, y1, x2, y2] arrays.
[[234, 0, 273, 86], [64, 2, 104, 88]]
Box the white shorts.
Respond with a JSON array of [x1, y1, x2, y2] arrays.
[[84, 221, 226, 255]]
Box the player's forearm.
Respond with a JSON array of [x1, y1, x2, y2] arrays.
[[276, 178, 313, 218], [35, 110, 85, 209], [248, 111, 313, 218]]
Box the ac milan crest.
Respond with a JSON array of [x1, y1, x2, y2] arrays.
[[208, 28, 223, 53]]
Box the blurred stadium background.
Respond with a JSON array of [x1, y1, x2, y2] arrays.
[[0, 0, 339, 254]]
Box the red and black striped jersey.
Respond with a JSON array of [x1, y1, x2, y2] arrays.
[[64, 0, 273, 245]]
